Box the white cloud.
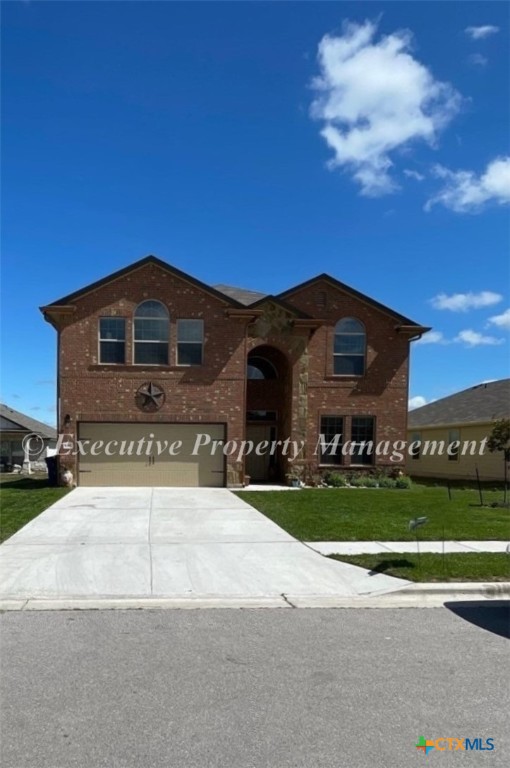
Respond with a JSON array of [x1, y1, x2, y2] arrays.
[[310, 19, 461, 196], [430, 291, 503, 312], [409, 395, 427, 410], [454, 329, 505, 347], [404, 169, 425, 181], [465, 25, 499, 40], [487, 308, 510, 330], [468, 53, 488, 67], [426, 156, 510, 212], [415, 330, 446, 344]]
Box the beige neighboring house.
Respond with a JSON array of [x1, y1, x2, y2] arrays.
[[407, 379, 510, 482], [0, 404, 57, 471]]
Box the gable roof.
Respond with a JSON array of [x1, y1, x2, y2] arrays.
[[41, 256, 428, 331], [277, 273, 424, 326], [0, 404, 57, 439], [408, 379, 510, 428], [43, 255, 246, 309]]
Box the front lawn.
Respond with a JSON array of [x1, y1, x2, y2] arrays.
[[0, 475, 70, 543], [330, 552, 510, 582], [236, 486, 510, 541]]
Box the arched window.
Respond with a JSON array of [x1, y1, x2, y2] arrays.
[[134, 300, 169, 365], [334, 318, 365, 376], [247, 356, 278, 380]]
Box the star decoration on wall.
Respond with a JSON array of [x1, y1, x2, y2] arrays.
[[135, 382, 165, 412]]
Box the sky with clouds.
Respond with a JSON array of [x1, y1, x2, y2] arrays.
[[2, 1, 509, 425]]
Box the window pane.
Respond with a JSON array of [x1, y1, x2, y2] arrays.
[[448, 429, 460, 461], [178, 320, 203, 342], [177, 343, 202, 366], [351, 417, 374, 441], [411, 432, 421, 460], [134, 342, 168, 365], [334, 334, 365, 354], [350, 447, 374, 465], [135, 300, 168, 318], [351, 417, 374, 465], [100, 318, 125, 341], [247, 357, 277, 379], [319, 416, 343, 465], [336, 318, 364, 333], [100, 341, 125, 364], [247, 410, 277, 421], [134, 318, 169, 341], [334, 355, 364, 376]]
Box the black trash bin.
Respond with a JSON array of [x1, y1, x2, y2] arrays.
[[45, 456, 58, 487]]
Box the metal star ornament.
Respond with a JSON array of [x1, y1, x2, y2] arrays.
[[135, 382, 165, 412]]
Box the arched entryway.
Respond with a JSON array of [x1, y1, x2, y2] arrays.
[[245, 345, 291, 482]]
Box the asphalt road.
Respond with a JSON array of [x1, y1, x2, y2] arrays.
[[1, 605, 509, 768]]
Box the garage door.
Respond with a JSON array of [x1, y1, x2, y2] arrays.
[[77, 423, 225, 487]]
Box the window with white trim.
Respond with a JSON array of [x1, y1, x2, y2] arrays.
[[134, 300, 169, 365], [177, 319, 204, 365], [99, 318, 126, 364], [334, 318, 366, 376]]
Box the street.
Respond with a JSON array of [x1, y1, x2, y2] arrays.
[[1, 605, 509, 768]]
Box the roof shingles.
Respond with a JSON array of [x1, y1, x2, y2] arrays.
[[409, 379, 510, 428]]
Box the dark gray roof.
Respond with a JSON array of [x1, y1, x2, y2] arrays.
[[0, 404, 57, 439], [213, 284, 267, 306], [408, 379, 510, 428]]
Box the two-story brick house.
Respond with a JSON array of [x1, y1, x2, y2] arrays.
[[41, 255, 428, 487]]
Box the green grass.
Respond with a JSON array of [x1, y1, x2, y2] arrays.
[[0, 475, 70, 543], [236, 486, 510, 541], [329, 552, 510, 582]]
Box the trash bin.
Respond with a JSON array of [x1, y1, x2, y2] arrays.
[[45, 456, 58, 487]]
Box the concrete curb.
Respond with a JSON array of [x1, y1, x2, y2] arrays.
[[397, 582, 510, 597], [1, 583, 508, 611]]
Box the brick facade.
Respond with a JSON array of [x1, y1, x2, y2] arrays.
[[41, 256, 427, 486]]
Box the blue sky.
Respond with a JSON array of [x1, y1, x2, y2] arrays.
[[2, 0, 509, 426]]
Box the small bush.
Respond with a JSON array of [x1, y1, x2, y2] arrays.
[[325, 472, 348, 487], [395, 476, 412, 489], [378, 476, 397, 489]]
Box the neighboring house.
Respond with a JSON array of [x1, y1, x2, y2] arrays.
[[41, 255, 428, 487], [0, 404, 57, 470], [408, 379, 510, 482]]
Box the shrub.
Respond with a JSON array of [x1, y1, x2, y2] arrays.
[[395, 476, 412, 489], [378, 476, 397, 489], [325, 472, 348, 487]]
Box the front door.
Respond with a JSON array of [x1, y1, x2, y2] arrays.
[[245, 424, 275, 482]]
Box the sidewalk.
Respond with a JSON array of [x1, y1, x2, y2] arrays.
[[306, 541, 509, 555]]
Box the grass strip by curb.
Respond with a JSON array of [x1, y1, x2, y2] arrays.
[[329, 552, 510, 582]]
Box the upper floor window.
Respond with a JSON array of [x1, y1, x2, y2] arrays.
[[99, 318, 126, 364], [334, 318, 365, 376], [134, 300, 169, 365], [177, 319, 204, 365], [247, 356, 278, 380]]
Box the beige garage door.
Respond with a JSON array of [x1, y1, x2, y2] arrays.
[[78, 423, 225, 487]]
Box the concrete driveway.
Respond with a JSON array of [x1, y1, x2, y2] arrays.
[[0, 488, 406, 605]]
